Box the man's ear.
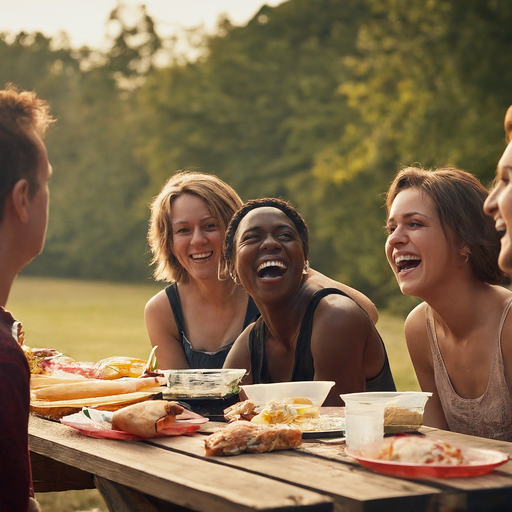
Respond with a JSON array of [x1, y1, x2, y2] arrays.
[[10, 179, 31, 223]]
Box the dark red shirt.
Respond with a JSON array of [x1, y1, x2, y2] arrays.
[[0, 307, 31, 511]]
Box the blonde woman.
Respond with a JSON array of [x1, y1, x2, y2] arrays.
[[145, 172, 258, 369]]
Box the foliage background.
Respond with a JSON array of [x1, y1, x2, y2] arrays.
[[1, 0, 511, 312]]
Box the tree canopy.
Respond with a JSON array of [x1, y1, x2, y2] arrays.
[[2, 0, 511, 311]]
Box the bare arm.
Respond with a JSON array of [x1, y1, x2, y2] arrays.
[[144, 290, 190, 370], [306, 269, 379, 324], [223, 325, 254, 385], [311, 296, 371, 406], [405, 305, 448, 430]]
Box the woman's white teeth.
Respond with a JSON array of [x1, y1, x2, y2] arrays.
[[394, 254, 421, 265], [256, 261, 287, 273], [191, 252, 212, 260], [496, 220, 506, 232]]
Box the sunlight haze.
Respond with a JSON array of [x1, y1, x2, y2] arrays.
[[0, 0, 287, 50]]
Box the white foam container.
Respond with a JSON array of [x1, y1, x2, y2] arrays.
[[241, 381, 335, 407]]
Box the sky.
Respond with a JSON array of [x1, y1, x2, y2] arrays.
[[0, 0, 287, 50]]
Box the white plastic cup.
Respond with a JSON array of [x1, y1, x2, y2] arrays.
[[344, 400, 385, 448]]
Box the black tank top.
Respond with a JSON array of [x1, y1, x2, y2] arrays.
[[166, 282, 259, 369], [248, 288, 396, 391]]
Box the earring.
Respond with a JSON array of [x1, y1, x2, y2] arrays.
[[230, 271, 241, 285], [303, 260, 310, 275], [459, 248, 470, 265]]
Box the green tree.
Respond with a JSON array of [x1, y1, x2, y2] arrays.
[[0, 8, 159, 281], [305, 0, 512, 309]]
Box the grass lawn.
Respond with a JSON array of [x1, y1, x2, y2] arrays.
[[9, 276, 419, 511], [8, 276, 163, 363]]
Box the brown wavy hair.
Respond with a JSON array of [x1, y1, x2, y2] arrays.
[[0, 84, 55, 220], [386, 166, 504, 285]]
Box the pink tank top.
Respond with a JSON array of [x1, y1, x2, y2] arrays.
[[426, 299, 512, 441]]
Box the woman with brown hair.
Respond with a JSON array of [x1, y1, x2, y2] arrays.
[[386, 166, 512, 440]]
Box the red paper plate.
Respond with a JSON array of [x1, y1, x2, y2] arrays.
[[346, 437, 509, 478], [61, 409, 208, 441]]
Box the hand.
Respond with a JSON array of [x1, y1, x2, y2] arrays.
[[28, 497, 41, 512]]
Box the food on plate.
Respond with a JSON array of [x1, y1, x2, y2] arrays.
[[291, 415, 345, 432], [230, 398, 318, 425], [24, 349, 149, 379], [384, 407, 423, 427], [112, 400, 184, 437], [22, 342, 159, 380], [31, 391, 164, 420], [90, 356, 148, 379], [224, 400, 258, 422], [31, 375, 166, 401], [204, 421, 302, 456], [61, 405, 208, 440], [22, 346, 64, 374], [251, 398, 317, 424], [377, 436, 465, 464], [223, 398, 341, 432], [31, 374, 89, 388]]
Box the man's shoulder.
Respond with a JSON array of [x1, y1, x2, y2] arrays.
[[0, 309, 28, 369]]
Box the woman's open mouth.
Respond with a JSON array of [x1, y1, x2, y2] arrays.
[[256, 260, 287, 279], [395, 254, 421, 276]]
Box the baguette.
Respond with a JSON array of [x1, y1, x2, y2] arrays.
[[31, 390, 161, 419], [30, 374, 90, 389], [31, 376, 166, 401]]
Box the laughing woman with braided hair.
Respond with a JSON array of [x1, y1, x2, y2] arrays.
[[223, 198, 395, 406], [145, 173, 379, 370]]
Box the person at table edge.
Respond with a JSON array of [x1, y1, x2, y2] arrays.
[[0, 85, 54, 512]]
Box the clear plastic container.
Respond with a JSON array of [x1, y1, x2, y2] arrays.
[[344, 399, 385, 448], [162, 369, 246, 398], [340, 391, 432, 429]]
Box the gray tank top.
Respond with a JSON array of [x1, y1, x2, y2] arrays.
[[426, 299, 512, 441]]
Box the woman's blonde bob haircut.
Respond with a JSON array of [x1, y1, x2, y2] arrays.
[[148, 171, 243, 283]]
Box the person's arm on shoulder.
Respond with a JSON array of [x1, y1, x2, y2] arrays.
[[405, 305, 448, 430], [311, 296, 370, 405], [144, 290, 189, 370], [223, 324, 253, 385], [306, 269, 379, 324]]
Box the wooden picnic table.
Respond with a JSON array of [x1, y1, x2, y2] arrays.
[[29, 409, 512, 512]]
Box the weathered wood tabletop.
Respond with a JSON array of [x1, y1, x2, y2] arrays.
[[29, 412, 512, 512]]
